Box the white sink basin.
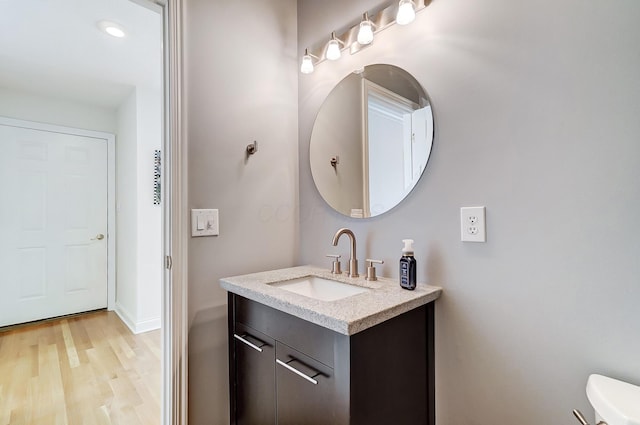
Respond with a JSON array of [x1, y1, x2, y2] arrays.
[[271, 276, 369, 301]]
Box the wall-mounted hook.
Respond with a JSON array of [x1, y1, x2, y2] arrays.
[[330, 155, 339, 168], [246, 140, 258, 156]]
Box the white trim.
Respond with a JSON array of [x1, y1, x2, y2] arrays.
[[0, 115, 117, 313], [107, 135, 116, 311], [115, 302, 161, 334], [0, 116, 115, 140], [115, 302, 137, 333], [162, 0, 189, 424], [135, 316, 162, 333]]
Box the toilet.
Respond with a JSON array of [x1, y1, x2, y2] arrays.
[[586, 374, 640, 425]]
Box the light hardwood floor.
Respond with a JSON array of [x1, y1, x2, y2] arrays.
[[0, 311, 160, 425]]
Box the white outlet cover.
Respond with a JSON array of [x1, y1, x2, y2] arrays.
[[460, 206, 486, 242], [191, 209, 219, 237]]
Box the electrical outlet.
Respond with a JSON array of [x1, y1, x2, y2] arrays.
[[460, 206, 486, 242]]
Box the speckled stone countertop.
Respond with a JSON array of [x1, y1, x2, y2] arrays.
[[219, 265, 442, 336]]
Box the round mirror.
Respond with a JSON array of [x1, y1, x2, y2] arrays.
[[310, 64, 434, 218]]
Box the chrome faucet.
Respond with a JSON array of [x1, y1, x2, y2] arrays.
[[332, 228, 358, 277]]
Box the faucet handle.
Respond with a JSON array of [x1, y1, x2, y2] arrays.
[[326, 254, 342, 274], [365, 259, 384, 281], [572, 410, 589, 425]]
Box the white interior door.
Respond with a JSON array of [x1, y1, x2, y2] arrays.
[[0, 123, 108, 327]]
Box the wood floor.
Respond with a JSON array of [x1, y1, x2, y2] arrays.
[[0, 311, 160, 425]]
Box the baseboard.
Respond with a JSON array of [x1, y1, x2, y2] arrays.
[[115, 302, 161, 334], [135, 316, 161, 333]]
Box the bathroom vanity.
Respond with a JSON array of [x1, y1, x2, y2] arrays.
[[221, 266, 442, 425]]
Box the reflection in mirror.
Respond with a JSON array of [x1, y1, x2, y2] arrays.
[[310, 64, 434, 218]]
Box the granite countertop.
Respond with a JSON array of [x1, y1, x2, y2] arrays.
[[219, 265, 442, 336]]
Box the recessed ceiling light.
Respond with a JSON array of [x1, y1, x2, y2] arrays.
[[98, 20, 126, 38]]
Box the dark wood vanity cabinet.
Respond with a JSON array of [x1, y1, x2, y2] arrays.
[[232, 322, 276, 425], [228, 293, 435, 425]]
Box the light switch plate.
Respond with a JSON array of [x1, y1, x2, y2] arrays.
[[460, 206, 486, 242], [191, 209, 219, 237]]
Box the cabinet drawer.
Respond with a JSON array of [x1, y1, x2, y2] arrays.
[[234, 295, 336, 368], [275, 341, 337, 425]]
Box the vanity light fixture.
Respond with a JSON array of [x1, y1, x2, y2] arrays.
[[300, 48, 316, 74], [299, 0, 429, 74], [357, 12, 375, 45], [97, 20, 127, 38], [396, 0, 416, 25], [326, 32, 344, 61]]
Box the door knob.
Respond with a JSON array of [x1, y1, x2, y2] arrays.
[[91, 234, 105, 241]]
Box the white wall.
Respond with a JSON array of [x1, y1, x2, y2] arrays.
[[116, 90, 139, 325], [134, 85, 162, 327], [115, 87, 162, 333], [184, 0, 299, 423], [0, 87, 116, 133], [309, 73, 364, 215], [298, 0, 640, 424]]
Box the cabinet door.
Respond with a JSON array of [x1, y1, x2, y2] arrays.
[[275, 342, 337, 425], [233, 323, 276, 425]]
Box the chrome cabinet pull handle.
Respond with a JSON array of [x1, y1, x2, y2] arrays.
[[276, 358, 319, 385], [233, 334, 265, 353], [91, 233, 105, 240]]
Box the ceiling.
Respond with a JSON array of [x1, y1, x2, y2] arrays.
[[0, 0, 162, 109]]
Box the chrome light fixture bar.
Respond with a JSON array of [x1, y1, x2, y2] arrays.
[[300, 0, 430, 74]]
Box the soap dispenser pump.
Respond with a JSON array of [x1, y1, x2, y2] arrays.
[[399, 239, 417, 290]]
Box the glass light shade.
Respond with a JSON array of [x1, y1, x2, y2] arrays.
[[357, 21, 374, 45], [396, 0, 416, 25], [300, 54, 314, 74], [326, 39, 341, 61]]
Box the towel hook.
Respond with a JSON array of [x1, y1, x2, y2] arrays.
[[246, 140, 258, 156]]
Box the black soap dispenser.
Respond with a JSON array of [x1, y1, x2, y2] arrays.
[[399, 239, 417, 290]]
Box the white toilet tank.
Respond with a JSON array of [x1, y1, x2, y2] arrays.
[[586, 374, 640, 425]]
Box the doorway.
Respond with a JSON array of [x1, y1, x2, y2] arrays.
[[0, 0, 174, 421], [0, 118, 116, 327]]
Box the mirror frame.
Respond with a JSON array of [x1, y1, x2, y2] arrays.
[[309, 64, 434, 219]]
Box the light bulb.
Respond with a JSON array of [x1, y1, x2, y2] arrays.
[[326, 40, 341, 61], [105, 26, 125, 38], [326, 32, 342, 61], [98, 20, 126, 38], [396, 0, 416, 25], [300, 53, 314, 74], [357, 14, 374, 45]]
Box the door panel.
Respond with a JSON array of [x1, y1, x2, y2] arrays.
[[0, 123, 108, 327]]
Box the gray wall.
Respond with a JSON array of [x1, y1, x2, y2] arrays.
[[309, 72, 364, 215], [299, 0, 640, 424], [184, 0, 298, 423]]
